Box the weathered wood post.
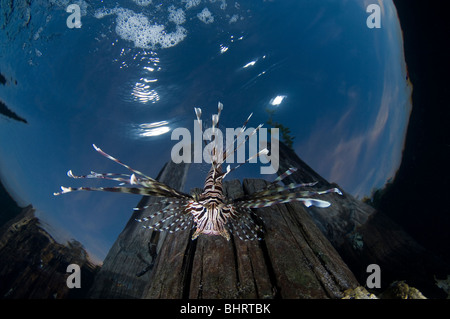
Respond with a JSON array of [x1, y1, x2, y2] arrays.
[[89, 146, 361, 299]]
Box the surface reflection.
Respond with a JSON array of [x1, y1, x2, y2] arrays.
[[131, 80, 160, 104], [134, 121, 171, 138]]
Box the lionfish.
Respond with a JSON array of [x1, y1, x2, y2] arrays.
[[54, 102, 342, 241]]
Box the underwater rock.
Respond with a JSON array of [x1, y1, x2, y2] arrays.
[[378, 281, 427, 299], [0, 206, 99, 299], [342, 286, 378, 299], [0, 179, 22, 228], [342, 282, 428, 299], [435, 275, 450, 298]]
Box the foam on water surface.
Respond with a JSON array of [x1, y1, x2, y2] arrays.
[[95, 8, 187, 49], [132, 0, 153, 6], [197, 8, 214, 24], [93, 0, 244, 50]]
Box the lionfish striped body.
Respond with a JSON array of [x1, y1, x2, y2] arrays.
[[54, 103, 342, 241], [189, 165, 233, 240]]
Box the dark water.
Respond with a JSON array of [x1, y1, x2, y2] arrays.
[[0, 0, 412, 265]]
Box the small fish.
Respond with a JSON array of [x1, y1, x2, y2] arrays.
[[54, 103, 342, 241]]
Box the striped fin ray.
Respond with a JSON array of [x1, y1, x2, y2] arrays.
[[194, 107, 202, 123], [222, 112, 254, 164], [151, 214, 193, 233], [227, 207, 263, 241], [53, 184, 191, 199], [221, 148, 269, 180], [140, 207, 193, 233], [135, 200, 188, 222], [223, 123, 264, 169], [67, 170, 136, 185], [297, 187, 342, 197], [212, 101, 223, 130], [210, 102, 224, 165], [133, 198, 182, 211], [235, 191, 334, 209], [194, 107, 208, 149], [232, 167, 338, 201], [241, 181, 319, 200], [223, 121, 262, 165], [136, 179, 192, 199], [92, 144, 155, 181], [55, 144, 192, 199], [272, 167, 298, 184], [264, 167, 313, 191]]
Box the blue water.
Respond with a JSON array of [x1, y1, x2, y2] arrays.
[[0, 0, 411, 262]]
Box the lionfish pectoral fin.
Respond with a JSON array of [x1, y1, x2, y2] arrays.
[[92, 144, 155, 181], [138, 202, 192, 234], [220, 229, 231, 241], [272, 167, 298, 184], [300, 198, 331, 208], [191, 229, 201, 240], [53, 186, 72, 196], [53, 186, 151, 196], [235, 191, 333, 208], [66, 169, 134, 185], [331, 187, 343, 196]]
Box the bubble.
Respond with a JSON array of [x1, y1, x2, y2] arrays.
[[219, 0, 227, 10], [94, 8, 115, 19], [229, 14, 239, 24], [168, 6, 186, 25], [50, 0, 88, 15], [197, 8, 214, 24], [132, 0, 152, 6], [94, 0, 244, 50], [182, 0, 201, 10], [95, 8, 187, 50]]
